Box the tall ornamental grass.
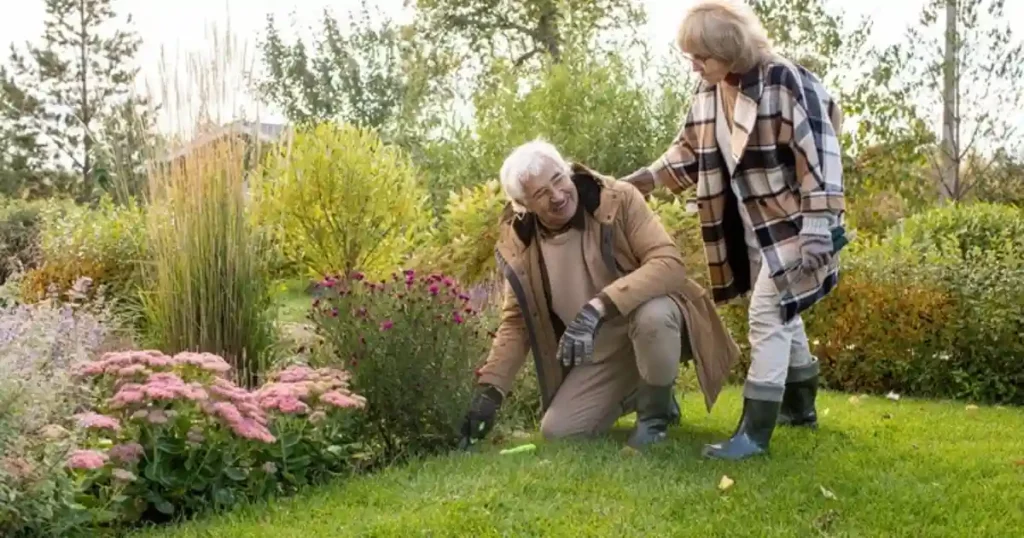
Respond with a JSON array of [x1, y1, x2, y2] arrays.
[[142, 138, 276, 386]]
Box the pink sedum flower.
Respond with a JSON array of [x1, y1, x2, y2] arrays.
[[73, 412, 121, 432], [109, 442, 144, 464], [67, 449, 108, 470], [321, 391, 366, 409], [379, 319, 394, 331]]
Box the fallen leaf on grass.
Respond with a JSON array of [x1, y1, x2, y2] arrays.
[[718, 475, 735, 491], [822, 408, 830, 416], [1013, 459, 1024, 467], [886, 391, 901, 401], [619, 446, 640, 458], [819, 486, 838, 500], [848, 396, 861, 405], [965, 404, 979, 412]]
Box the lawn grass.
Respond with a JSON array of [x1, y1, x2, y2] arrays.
[[270, 278, 313, 325], [135, 387, 1024, 537]]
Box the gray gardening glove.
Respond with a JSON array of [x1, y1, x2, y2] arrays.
[[557, 301, 604, 367], [799, 216, 835, 272]]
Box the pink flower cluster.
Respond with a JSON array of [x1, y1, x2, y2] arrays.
[[74, 412, 121, 432], [110, 372, 209, 408], [256, 365, 366, 416], [67, 449, 109, 470], [108, 442, 144, 464]]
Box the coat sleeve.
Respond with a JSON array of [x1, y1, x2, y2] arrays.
[[474, 280, 529, 396], [775, 65, 845, 221], [647, 108, 701, 194], [598, 186, 690, 316]]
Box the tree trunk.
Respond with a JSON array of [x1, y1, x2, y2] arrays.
[[78, 0, 92, 189], [939, 0, 958, 202]]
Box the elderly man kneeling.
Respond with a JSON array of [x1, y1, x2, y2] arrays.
[[460, 140, 740, 449]]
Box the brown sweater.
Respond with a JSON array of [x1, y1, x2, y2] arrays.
[[538, 228, 628, 364]]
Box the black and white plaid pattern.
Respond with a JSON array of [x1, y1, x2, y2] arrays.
[[648, 56, 845, 321]]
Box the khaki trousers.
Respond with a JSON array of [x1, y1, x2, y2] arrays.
[[744, 253, 818, 402], [539, 296, 685, 440]]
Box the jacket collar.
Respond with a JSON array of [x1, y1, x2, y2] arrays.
[[698, 62, 767, 165]]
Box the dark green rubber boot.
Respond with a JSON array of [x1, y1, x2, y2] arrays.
[[778, 360, 820, 428], [626, 383, 680, 449]]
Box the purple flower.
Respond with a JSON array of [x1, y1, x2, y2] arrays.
[[351, 271, 365, 281], [428, 284, 440, 296], [380, 319, 394, 331], [452, 312, 464, 324]]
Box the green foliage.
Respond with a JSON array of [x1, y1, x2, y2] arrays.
[[142, 140, 277, 387], [253, 123, 432, 281], [23, 196, 145, 304], [414, 180, 506, 286], [413, 0, 645, 68], [416, 47, 689, 209], [647, 197, 707, 288], [310, 271, 489, 464], [798, 203, 1024, 404], [892, 202, 1024, 259], [0, 198, 44, 284]]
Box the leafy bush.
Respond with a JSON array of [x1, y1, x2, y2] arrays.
[[253, 123, 432, 280], [0, 279, 128, 537], [142, 139, 277, 386], [892, 202, 1024, 259], [794, 203, 1024, 404], [414, 180, 506, 286], [24, 197, 146, 305], [0, 198, 45, 286], [648, 196, 708, 288], [66, 351, 365, 531], [310, 270, 489, 463]]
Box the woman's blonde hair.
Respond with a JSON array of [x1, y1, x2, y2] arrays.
[[677, 0, 773, 73]]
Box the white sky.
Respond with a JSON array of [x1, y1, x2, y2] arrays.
[[1, 0, 1022, 135]]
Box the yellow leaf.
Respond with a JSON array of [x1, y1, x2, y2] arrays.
[[965, 404, 980, 412], [820, 485, 838, 500], [848, 395, 861, 405], [718, 475, 735, 491]]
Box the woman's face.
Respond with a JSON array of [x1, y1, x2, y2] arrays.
[[683, 51, 731, 85]]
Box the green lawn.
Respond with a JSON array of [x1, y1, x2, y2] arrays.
[[135, 387, 1024, 537]]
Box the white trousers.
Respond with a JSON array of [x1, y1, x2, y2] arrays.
[[743, 254, 819, 402]]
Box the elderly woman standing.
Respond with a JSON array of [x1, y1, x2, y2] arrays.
[[622, 0, 846, 461]]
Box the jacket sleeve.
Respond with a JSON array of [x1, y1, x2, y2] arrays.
[[647, 108, 701, 194], [598, 186, 690, 316], [474, 280, 529, 396], [776, 65, 845, 222]]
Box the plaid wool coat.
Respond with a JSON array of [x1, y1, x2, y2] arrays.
[[647, 56, 845, 321]]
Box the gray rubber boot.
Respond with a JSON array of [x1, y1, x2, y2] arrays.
[[626, 383, 680, 449], [702, 398, 781, 460]]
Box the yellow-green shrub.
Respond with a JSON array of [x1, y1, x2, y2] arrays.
[[648, 195, 707, 288], [252, 123, 432, 281], [414, 180, 506, 286]]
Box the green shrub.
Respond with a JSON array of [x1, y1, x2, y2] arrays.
[[648, 196, 708, 288], [253, 123, 432, 281], [66, 351, 366, 532], [892, 202, 1024, 259], [310, 270, 489, 464], [0, 198, 45, 286], [794, 203, 1024, 404], [414, 180, 506, 287], [142, 139, 277, 387], [24, 197, 146, 305]]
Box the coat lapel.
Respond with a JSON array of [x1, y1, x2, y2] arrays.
[[727, 65, 766, 166]]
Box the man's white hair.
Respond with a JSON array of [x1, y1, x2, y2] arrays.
[[499, 139, 571, 213]]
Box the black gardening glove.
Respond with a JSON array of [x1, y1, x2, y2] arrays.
[[458, 384, 503, 448], [556, 302, 604, 367]]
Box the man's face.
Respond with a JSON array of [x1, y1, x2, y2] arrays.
[[519, 159, 578, 229]]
